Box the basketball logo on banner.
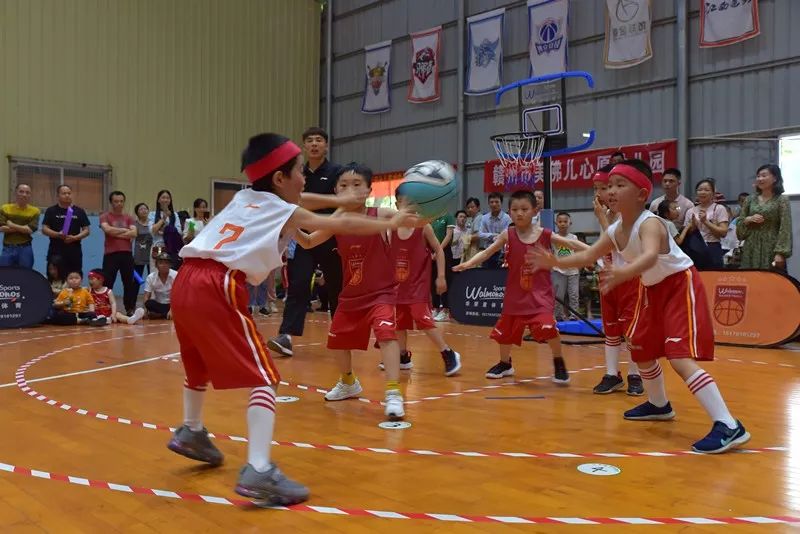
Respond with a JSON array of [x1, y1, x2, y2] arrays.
[[528, 0, 568, 77], [713, 285, 747, 327]]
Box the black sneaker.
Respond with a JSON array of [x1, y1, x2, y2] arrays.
[[692, 420, 751, 454], [626, 374, 645, 396], [267, 334, 293, 357], [442, 350, 462, 376], [593, 373, 624, 394], [624, 401, 676, 421], [400, 350, 413, 370], [522, 334, 535, 342], [486, 360, 514, 379], [552, 357, 570, 385], [89, 317, 109, 327], [258, 307, 271, 317]]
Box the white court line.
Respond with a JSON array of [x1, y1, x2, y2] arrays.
[[0, 353, 179, 389]]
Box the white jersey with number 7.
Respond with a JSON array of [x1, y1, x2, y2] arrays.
[[179, 188, 298, 284]]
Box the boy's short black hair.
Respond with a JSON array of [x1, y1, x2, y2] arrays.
[[509, 190, 536, 208], [599, 163, 615, 173], [465, 197, 480, 208], [488, 192, 504, 202], [302, 127, 329, 142], [67, 270, 83, 278], [242, 133, 299, 193], [663, 168, 682, 180], [556, 211, 571, 219], [656, 200, 672, 219], [334, 162, 373, 187], [611, 151, 625, 159], [738, 192, 750, 199], [455, 209, 467, 218], [108, 190, 125, 202], [620, 158, 653, 179]]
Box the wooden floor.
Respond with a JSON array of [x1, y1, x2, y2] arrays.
[[0, 309, 798, 533]]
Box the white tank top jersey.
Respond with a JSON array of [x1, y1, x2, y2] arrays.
[[607, 210, 693, 287], [179, 189, 298, 284]]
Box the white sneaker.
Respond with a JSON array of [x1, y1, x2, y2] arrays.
[[270, 302, 278, 313], [434, 310, 449, 322], [324, 380, 363, 401], [128, 308, 145, 325], [384, 389, 405, 420]]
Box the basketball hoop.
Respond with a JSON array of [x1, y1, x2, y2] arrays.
[[490, 131, 547, 171]]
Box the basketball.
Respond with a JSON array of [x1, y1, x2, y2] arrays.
[[395, 160, 459, 220]]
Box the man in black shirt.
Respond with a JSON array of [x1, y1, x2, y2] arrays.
[[268, 127, 343, 357], [41, 185, 91, 275]]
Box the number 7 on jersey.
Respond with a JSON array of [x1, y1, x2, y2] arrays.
[[213, 223, 245, 250]]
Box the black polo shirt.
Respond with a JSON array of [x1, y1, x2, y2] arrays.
[[303, 159, 341, 214]]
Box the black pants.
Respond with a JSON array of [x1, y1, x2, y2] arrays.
[[432, 246, 454, 309], [706, 242, 724, 270], [145, 299, 171, 317], [49, 311, 96, 325], [279, 238, 342, 336], [103, 251, 137, 313], [48, 244, 83, 276]]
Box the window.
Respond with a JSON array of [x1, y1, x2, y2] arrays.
[[779, 133, 800, 196], [8, 157, 111, 214], [212, 179, 248, 215]]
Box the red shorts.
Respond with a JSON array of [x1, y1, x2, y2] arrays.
[[627, 267, 714, 363], [600, 277, 641, 338], [396, 302, 436, 331], [327, 303, 397, 351], [490, 313, 559, 346], [171, 259, 280, 390]]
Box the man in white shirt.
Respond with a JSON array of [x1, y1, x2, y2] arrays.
[[143, 253, 178, 319], [478, 192, 512, 268], [649, 168, 695, 228]]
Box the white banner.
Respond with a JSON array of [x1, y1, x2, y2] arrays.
[[528, 0, 568, 76], [408, 27, 441, 103], [465, 8, 504, 95], [603, 0, 652, 69], [700, 0, 760, 48], [362, 40, 392, 114]]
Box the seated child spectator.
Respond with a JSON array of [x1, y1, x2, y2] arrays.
[[50, 270, 104, 326], [87, 268, 145, 325], [143, 253, 178, 319]]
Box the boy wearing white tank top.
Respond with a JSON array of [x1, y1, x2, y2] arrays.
[[529, 159, 749, 454]]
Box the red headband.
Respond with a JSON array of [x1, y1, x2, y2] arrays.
[[88, 272, 105, 281], [610, 164, 653, 197], [243, 141, 302, 183], [592, 170, 609, 184]]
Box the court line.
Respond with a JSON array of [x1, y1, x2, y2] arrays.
[[0, 459, 797, 525]]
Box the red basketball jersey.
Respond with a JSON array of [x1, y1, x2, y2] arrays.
[[335, 208, 397, 312], [392, 228, 431, 305], [91, 287, 113, 317], [503, 226, 554, 316]]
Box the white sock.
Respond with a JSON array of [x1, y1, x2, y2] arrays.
[[247, 386, 276, 472], [685, 370, 737, 429], [639, 362, 669, 407], [628, 360, 639, 375], [183, 382, 207, 431], [604, 337, 621, 376]]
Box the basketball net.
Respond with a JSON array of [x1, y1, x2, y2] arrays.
[[490, 132, 546, 189]]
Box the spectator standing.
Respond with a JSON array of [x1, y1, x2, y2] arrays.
[[183, 198, 210, 245], [148, 189, 183, 270], [41, 185, 90, 275], [100, 191, 138, 315], [551, 212, 580, 321], [430, 211, 455, 321], [133, 203, 153, 278], [737, 164, 793, 270], [451, 210, 468, 265], [685, 179, 729, 270], [649, 169, 695, 228], [478, 192, 511, 268], [462, 198, 483, 263], [0, 183, 39, 268]]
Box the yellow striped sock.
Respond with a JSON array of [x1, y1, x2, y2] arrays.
[[341, 372, 356, 386], [386, 380, 400, 392]]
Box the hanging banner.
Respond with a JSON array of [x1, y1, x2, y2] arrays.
[[528, 0, 568, 76], [408, 26, 441, 103], [603, 0, 652, 69], [465, 8, 504, 95], [484, 139, 677, 192], [699, 0, 760, 48], [362, 40, 392, 114]]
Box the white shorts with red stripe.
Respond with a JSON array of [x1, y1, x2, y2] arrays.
[[626, 266, 714, 363]]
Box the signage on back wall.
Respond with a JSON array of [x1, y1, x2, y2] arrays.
[[484, 139, 677, 193]]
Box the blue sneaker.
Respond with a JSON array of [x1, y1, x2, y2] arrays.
[[623, 401, 676, 421], [692, 420, 751, 454]]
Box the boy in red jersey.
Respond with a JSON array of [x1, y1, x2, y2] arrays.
[[388, 216, 461, 376], [167, 135, 416, 505], [529, 159, 749, 454], [590, 165, 643, 395], [296, 163, 411, 420], [454, 190, 586, 382]]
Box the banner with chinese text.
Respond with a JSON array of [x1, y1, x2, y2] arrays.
[[699, 0, 760, 48], [603, 0, 652, 69], [483, 139, 677, 192]]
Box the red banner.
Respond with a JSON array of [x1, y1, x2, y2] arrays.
[[483, 139, 677, 193]]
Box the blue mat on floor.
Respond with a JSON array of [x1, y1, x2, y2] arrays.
[[556, 319, 603, 337]]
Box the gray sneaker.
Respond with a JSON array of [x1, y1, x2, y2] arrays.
[[166, 425, 224, 466], [267, 334, 293, 357], [235, 463, 310, 506]]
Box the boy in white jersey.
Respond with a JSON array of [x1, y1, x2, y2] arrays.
[[529, 159, 749, 454], [167, 133, 416, 505]]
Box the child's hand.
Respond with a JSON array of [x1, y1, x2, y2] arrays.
[[598, 266, 628, 294], [592, 196, 605, 218], [339, 191, 368, 211], [452, 262, 469, 272], [390, 208, 420, 229], [435, 276, 447, 295], [524, 246, 556, 270]]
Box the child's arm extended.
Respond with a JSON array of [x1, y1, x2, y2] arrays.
[[423, 224, 446, 294], [453, 230, 509, 271], [289, 207, 418, 250], [299, 191, 367, 212], [527, 232, 614, 272], [551, 233, 590, 252]]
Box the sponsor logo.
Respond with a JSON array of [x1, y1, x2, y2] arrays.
[[367, 62, 388, 95], [713, 285, 746, 327], [473, 38, 500, 68], [413, 46, 436, 84], [665, 337, 682, 344], [534, 18, 564, 55]]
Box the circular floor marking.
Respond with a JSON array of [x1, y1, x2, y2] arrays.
[[577, 463, 621, 476], [378, 421, 412, 430]]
